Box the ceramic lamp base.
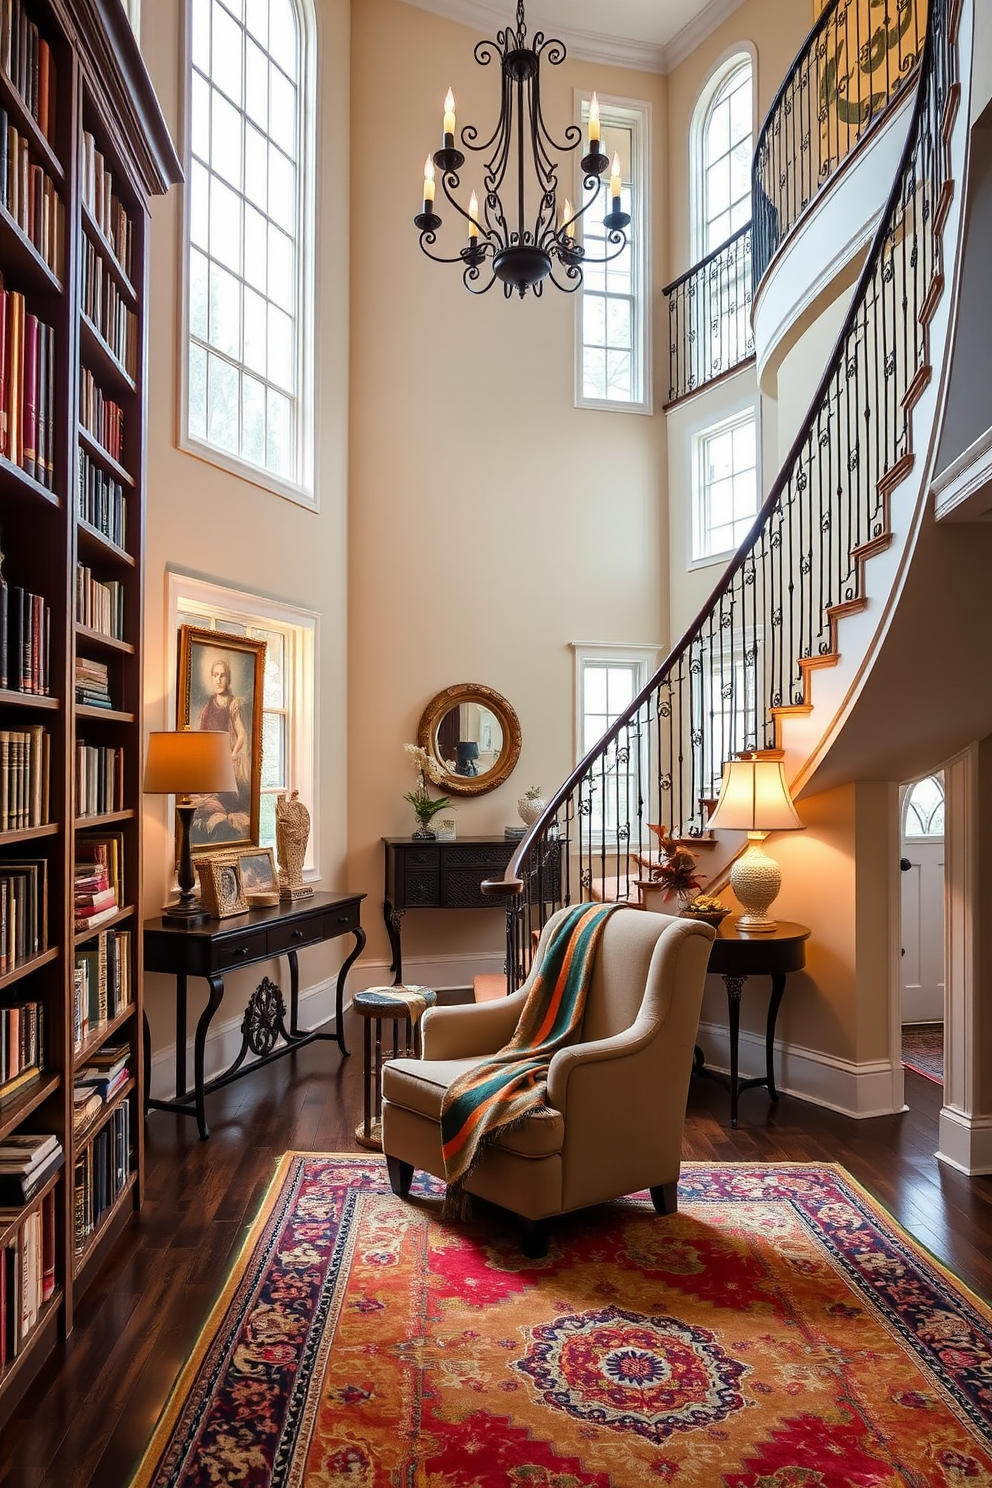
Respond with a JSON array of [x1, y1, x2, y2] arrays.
[[729, 837, 782, 932]]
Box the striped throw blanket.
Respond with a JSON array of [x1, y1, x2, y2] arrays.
[[440, 903, 619, 1211]]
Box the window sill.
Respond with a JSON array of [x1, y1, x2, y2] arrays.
[[180, 433, 317, 511]]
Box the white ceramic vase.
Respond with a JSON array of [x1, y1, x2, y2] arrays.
[[517, 794, 546, 827]]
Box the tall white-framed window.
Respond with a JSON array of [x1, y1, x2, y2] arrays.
[[692, 53, 754, 260], [124, 0, 141, 36], [572, 642, 658, 840], [183, 0, 316, 506], [167, 573, 318, 874], [691, 404, 759, 564], [575, 95, 651, 414]]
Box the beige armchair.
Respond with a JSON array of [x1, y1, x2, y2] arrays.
[[381, 905, 714, 1254]]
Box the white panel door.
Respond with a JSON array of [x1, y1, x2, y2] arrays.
[[900, 837, 944, 1024]]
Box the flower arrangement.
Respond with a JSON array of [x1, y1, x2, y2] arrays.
[[644, 824, 704, 904], [403, 743, 452, 838]]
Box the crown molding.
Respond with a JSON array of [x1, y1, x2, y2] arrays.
[[396, 0, 748, 75]]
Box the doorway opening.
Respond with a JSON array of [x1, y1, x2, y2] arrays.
[[899, 771, 944, 1090]]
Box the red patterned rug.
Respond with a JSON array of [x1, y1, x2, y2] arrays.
[[902, 1023, 944, 1085], [130, 1156, 992, 1488]]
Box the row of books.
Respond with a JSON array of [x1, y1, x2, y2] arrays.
[[75, 741, 124, 820], [73, 1099, 130, 1256], [74, 1042, 128, 1115], [0, 583, 51, 694], [0, 276, 56, 487], [0, 0, 57, 144], [75, 563, 124, 639], [0, 998, 42, 1098], [0, 856, 46, 969], [75, 654, 111, 710], [79, 366, 123, 463], [0, 1130, 61, 1204], [0, 723, 49, 831], [0, 1187, 56, 1369], [74, 831, 123, 933], [77, 448, 128, 548], [80, 236, 136, 376], [80, 131, 133, 281], [73, 931, 132, 1051], [1, 115, 64, 277]]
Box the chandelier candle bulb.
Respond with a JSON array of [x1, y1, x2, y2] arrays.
[[588, 91, 600, 145], [443, 87, 456, 147], [563, 198, 574, 238], [610, 151, 622, 206], [423, 155, 435, 208], [468, 190, 479, 238]]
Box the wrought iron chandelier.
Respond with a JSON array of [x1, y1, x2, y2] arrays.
[[413, 0, 631, 299]]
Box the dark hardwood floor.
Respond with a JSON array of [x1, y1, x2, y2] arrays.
[[1, 1011, 990, 1487]]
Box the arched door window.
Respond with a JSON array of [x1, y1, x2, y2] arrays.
[[903, 774, 945, 838]]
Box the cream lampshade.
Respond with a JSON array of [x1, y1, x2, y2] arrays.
[[707, 755, 804, 932], [144, 730, 236, 925]]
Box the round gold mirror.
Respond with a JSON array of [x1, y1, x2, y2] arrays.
[[417, 683, 522, 797]]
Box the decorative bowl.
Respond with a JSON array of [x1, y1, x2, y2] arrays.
[[680, 904, 731, 928]]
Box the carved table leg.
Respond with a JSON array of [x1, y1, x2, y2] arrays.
[[765, 972, 787, 1101], [723, 974, 746, 1129], [334, 925, 366, 1057], [383, 901, 404, 984], [193, 975, 225, 1140]]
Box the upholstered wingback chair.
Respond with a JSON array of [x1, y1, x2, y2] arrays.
[[380, 905, 714, 1253]]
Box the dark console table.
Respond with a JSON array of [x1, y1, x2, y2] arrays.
[[143, 890, 366, 1138], [696, 919, 810, 1127], [383, 835, 529, 984]]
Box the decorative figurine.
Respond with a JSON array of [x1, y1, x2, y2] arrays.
[[276, 790, 313, 900]]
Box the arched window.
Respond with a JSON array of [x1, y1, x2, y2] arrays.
[[903, 774, 945, 838], [184, 0, 315, 504], [693, 54, 753, 259]]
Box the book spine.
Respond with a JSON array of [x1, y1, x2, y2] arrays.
[[22, 310, 36, 479]]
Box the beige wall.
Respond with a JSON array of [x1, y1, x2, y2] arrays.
[[139, 0, 352, 1054], [348, 0, 670, 973]]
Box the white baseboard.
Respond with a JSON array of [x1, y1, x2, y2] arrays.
[[937, 1108, 992, 1175], [148, 951, 506, 1102], [696, 1021, 907, 1120]]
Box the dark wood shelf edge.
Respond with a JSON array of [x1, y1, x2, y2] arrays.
[[0, 823, 59, 844], [0, 1295, 61, 1426], [73, 809, 135, 829], [72, 1008, 136, 1072], [76, 518, 136, 565], [0, 199, 62, 289], [74, 624, 135, 654], [80, 201, 138, 304], [0, 1072, 62, 1143], [0, 946, 60, 994], [74, 706, 136, 723], [0, 454, 60, 506], [0, 690, 59, 710], [80, 312, 137, 391], [0, 1167, 64, 1245], [0, 71, 64, 184], [73, 906, 135, 945], [77, 423, 135, 488]]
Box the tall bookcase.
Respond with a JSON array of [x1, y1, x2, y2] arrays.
[[0, 0, 179, 1422]]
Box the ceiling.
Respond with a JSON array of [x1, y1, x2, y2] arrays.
[[398, 0, 748, 74]]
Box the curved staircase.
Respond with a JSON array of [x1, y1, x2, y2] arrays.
[[487, 0, 975, 1007]]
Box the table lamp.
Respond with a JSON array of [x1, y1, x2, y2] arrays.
[[456, 740, 480, 776], [144, 730, 236, 926], [706, 755, 804, 932]]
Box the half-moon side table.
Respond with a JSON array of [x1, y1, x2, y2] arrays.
[[696, 920, 810, 1128]]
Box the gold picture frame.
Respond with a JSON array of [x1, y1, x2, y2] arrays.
[[237, 846, 278, 896], [177, 625, 267, 855], [193, 856, 248, 919]]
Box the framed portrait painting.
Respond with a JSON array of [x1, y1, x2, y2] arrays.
[[177, 625, 266, 854]]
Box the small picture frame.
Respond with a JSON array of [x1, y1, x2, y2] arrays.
[[237, 846, 279, 905], [194, 856, 248, 919]]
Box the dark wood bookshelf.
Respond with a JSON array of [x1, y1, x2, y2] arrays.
[[0, 1168, 64, 1247], [0, 0, 181, 1426]]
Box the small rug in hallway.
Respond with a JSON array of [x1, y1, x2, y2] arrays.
[[131, 1156, 992, 1488], [902, 1022, 944, 1085]]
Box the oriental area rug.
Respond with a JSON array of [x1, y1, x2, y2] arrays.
[[902, 1023, 945, 1086], [130, 1156, 992, 1488]]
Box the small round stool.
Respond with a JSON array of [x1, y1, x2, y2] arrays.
[[353, 984, 436, 1150]]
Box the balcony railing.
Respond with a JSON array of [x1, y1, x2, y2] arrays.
[[753, 0, 927, 280], [663, 224, 754, 404], [488, 0, 956, 987]]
